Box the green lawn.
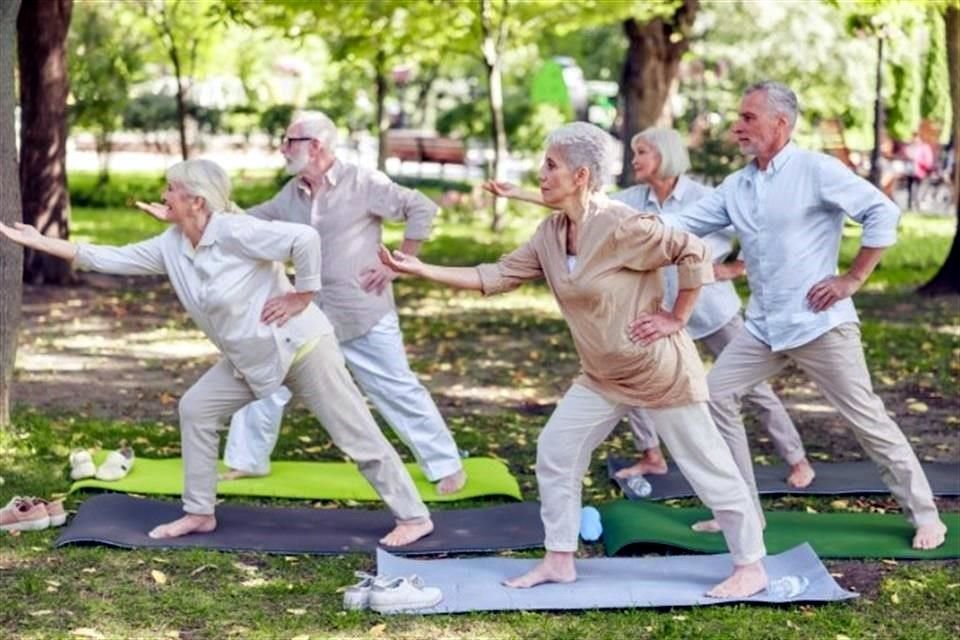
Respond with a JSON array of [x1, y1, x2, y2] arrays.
[[3, 203, 958, 639]]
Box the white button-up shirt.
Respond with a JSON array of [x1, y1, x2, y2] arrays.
[[662, 143, 900, 351], [74, 213, 334, 397], [612, 175, 741, 339]]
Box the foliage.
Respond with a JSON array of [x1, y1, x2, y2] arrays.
[[920, 6, 952, 135]]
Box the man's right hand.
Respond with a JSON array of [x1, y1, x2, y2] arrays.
[[135, 201, 172, 222]]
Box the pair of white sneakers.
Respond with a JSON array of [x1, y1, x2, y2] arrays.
[[342, 571, 442, 614], [70, 447, 135, 481]]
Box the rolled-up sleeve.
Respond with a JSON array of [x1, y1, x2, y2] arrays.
[[476, 240, 543, 296], [614, 214, 715, 288], [817, 155, 899, 247], [366, 171, 438, 240], [73, 234, 167, 276]]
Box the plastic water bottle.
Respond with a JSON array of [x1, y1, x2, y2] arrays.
[[624, 474, 653, 498], [579, 506, 603, 541], [766, 575, 810, 599]]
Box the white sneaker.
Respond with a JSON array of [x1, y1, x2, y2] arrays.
[[369, 575, 442, 614], [342, 571, 379, 611]]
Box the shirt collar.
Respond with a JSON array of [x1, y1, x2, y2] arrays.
[[180, 212, 221, 258], [643, 175, 690, 209], [749, 141, 796, 177], [296, 158, 343, 197]]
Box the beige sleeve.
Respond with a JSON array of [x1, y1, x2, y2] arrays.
[[614, 214, 715, 289]]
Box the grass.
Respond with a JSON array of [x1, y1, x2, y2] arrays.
[[3, 200, 959, 638]]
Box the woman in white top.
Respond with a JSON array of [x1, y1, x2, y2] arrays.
[[0, 159, 432, 546], [486, 127, 815, 490]]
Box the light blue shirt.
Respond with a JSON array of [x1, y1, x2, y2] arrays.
[[662, 143, 900, 352], [612, 175, 741, 339]]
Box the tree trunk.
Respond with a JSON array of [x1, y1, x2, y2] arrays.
[[375, 48, 389, 172], [480, 0, 508, 232], [0, 0, 23, 428], [918, 5, 960, 296], [618, 0, 699, 187], [17, 0, 74, 285], [868, 35, 885, 187], [172, 51, 189, 161]]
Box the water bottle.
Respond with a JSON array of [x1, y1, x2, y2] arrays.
[[766, 575, 809, 599], [579, 506, 603, 541], [624, 474, 653, 498]]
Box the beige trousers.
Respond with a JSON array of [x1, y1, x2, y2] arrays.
[[708, 322, 940, 526], [178, 333, 430, 522], [537, 383, 766, 565], [628, 314, 805, 465]]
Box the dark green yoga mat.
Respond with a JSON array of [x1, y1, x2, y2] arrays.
[[599, 500, 960, 559], [68, 455, 522, 502]]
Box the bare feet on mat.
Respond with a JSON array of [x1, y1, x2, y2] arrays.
[[503, 552, 576, 588], [786, 458, 816, 489], [380, 518, 434, 547], [614, 450, 668, 479], [436, 469, 467, 495], [706, 560, 768, 598], [913, 520, 947, 550], [218, 468, 266, 481], [691, 518, 722, 533], [148, 514, 217, 539]]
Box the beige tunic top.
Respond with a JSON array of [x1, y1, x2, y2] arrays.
[[248, 159, 438, 342], [476, 196, 715, 408]]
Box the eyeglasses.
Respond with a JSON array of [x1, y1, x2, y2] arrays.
[[281, 136, 315, 147]]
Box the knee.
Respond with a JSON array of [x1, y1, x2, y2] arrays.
[[178, 391, 206, 427]]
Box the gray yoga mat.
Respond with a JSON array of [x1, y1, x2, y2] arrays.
[[54, 494, 544, 555], [375, 543, 856, 613], [607, 458, 960, 500]]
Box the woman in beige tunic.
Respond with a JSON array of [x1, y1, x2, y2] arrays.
[[379, 123, 768, 597]]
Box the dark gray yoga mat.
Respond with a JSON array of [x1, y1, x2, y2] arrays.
[[375, 543, 856, 613], [607, 458, 960, 500], [54, 494, 544, 555]]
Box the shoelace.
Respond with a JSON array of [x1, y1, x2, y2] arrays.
[[374, 574, 425, 591]]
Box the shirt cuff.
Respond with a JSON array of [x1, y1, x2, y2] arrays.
[[72, 243, 93, 270], [295, 274, 323, 293], [403, 208, 438, 239], [475, 263, 504, 296], [676, 261, 716, 289], [860, 230, 897, 248]]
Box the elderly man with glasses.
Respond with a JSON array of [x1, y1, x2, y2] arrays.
[[221, 112, 466, 494]]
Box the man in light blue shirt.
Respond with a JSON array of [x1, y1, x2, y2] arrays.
[[649, 81, 947, 550]]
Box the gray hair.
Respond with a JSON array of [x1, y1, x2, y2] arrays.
[[631, 127, 690, 178], [745, 81, 798, 130], [545, 122, 613, 192], [290, 111, 338, 149], [166, 159, 239, 213]]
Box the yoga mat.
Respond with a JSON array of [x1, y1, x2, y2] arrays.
[[599, 499, 960, 559], [69, 455, 521, 502], [374, 543, 855, 613], [54, 494, 544, 555], [607, 458, 960, 500]]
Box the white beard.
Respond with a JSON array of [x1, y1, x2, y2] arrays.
[[285, 150, 309, 175]]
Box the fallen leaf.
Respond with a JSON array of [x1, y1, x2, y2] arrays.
[[28, 610, 54, 617], [81, 567, 97, 574], [152, 557, 171, 564], [805, 506, 818, 514], [70, 629, 105, 639], [286, 608, 307, 616], [830, 500, 849, 510], [368, 624, 387, 636], [190, 564, 216, 576], [890, 593, 900, 604], [291, 635, 310, 640], [241, 578, 268, 587], [164, 632, 181, 639], [881, 559, 899, 566], [151, 570, 168, 585], [907, 401, 928, 414]]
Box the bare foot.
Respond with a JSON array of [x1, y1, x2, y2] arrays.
[[786, 458, 815, 489], [503, 553, 577, 588], [692, 518, 722, 533], [614, 449, 668, 479], [218, 468, 267, 481], [436, 469, 467, 495], [380, 517, 434, 547], [706, 560, 768, 598], [148, 514, 217, 539], [912, 520, 947, 550]]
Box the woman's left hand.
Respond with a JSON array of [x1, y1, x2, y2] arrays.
[[261, 291, 314, 327], [627, 311, 685, 346]]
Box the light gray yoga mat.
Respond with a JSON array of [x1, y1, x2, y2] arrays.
[[375, 543, 856, 613], [607, 458, 960, 500]]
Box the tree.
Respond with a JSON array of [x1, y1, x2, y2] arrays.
[[0, 0, 22, 428], [17, 0, 74, 285], [619, 0, 699, 187], [920, 6, 951, 135]]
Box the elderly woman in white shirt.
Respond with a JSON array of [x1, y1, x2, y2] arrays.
[[485, 127, 815, 491], [0, 159, 432, 547]]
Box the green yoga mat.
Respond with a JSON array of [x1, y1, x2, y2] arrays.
[[69, 455, 522, 502], [600, 500, 960, 559]]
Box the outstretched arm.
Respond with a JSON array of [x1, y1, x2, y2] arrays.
[[378, 244, 483, 291], [0, 222, 78, 261], [482, 181, 547, 207]]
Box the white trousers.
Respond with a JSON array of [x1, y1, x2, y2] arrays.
[[225, 312, 463, 481], [537, 383, 766, 565], [708, 322, 940, 526], [627, 314, 806, 465]]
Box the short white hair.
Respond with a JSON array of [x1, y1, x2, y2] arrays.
[[631, 127, 690, 178], [166, 159, 237, 213], [745, 81, 798, 131], [290, 111, 338, 149], [545, 122, 613, 192]]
